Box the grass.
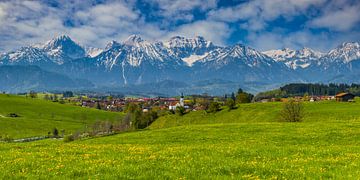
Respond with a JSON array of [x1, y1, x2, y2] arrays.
[[150, 99, 360, 129], [0, 94, 123, 138], [1, 122, 360, 179], [1, 95, 360, 178]]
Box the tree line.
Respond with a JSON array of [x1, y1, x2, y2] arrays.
[[255, 83, 360, 101]]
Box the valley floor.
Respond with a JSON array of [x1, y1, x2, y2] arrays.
[[1, 121, 360, 179]]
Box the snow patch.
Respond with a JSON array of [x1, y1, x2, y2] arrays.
[[86, 47, 103, 58], [182, 53, 208, 66], [299, 63, 310, 68]]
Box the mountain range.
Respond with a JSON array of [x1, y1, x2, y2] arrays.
[[0, 35, 359, 95]]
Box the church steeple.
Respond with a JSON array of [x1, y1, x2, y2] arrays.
[[180, 93, 184, 107]]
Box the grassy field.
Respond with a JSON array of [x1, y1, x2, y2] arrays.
[[0, 94, 123, 138], [1, 122, 360, 179], [1, 96, 360, 178], [150, 99, 360, 129]]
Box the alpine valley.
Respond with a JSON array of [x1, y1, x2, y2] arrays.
[[1, 35, 359, 96]]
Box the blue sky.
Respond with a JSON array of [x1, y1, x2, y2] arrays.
[[0, 0, 359, 52]]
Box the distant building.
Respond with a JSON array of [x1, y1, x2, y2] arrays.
[[180, 93, 184, 107], [169, 102, 181, 110], [335, 93, 355, 102]]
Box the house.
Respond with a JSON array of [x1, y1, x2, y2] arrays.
[[335, 93, 355, 102], [309, 97, 315, 102], [168, 102, 180, 110]]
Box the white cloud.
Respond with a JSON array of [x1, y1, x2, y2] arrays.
[[247, 30, 360, 52], [308, 4, 360, 31], [0, 0, 358, 53], [208, 0, 326, 31], [0, 3, 7, 25], [168, 20, 232, 45], [148, 0, 217, 23]]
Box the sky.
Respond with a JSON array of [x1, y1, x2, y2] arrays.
[[0, 0, 359, 52]]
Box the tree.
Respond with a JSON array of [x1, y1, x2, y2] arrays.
[[125, 103, 142, 129], [96, 101, 101, 110], [175, 106, 186, 116], [231, 92, 236, 101], [280, 99, 304, 122], [29, 91, 37, 98], [52, 94, 58, 102], [225, 98, 236, 111], [207, 102, 221, 113], [44, 94, 50, 100], [53, 128, 59, 138], [62, 91, 74, 98], [236, 92, 253, 103], [198, 98, 210, 110]]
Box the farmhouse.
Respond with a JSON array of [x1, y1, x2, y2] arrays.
[[335, 92, 355, 102]]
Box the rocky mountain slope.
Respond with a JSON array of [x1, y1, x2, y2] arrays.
[[0, 35, 359, 94]]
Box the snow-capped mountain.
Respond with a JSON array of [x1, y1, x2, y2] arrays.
[[0, 34, 359, 94], [325, 42, 360, 63], [0, 35, 88, 66], [0, 46, 51, 65], [41, 35, 86, 64], [191, 44, 300, 83], [164, 36, 217, 66], [304, 42, 360, 83], [94, 35, 187, 85], [263, 47, 324, 69]]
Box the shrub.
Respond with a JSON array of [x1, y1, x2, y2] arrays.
[[53, 128, 59, 138], [8, 113, 20, 118], [207, 102, 221, 113], [280, 99, 304, 122], [63, 134, 75, 142], [175, 106, 186, 116], [1, 135, 13, 142], [225, 98, 236, 111]]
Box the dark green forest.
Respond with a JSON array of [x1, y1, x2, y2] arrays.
[[255, 83, 360, 101]]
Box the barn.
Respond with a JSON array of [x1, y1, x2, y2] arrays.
[[335, 93, 355, 102]]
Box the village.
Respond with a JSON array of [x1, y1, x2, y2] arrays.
[[259, 92, 355, 103], [51, 90, 357, 113], [62, 93, 214, 113]]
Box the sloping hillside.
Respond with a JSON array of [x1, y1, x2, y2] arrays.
[[150, 100, 360, 129], [0, 94, 123, 138]]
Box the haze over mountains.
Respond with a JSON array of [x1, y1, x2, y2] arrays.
[[0, 35, 359, 95]]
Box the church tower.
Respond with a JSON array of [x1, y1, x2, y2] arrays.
[[180, 93, 184, 107]]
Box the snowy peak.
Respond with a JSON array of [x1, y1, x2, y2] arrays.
[[327, 42, 360, 63], [105, 40, 121, 51], [263, 47, 323, 62], [43, 35, 72, 48], [165, 36, 213, 49], [166, 35, 216, 66], [298, 47, 323, 58], [1, 46, 50, 64], [42, 35, 86, 62], [123, 35, 145, 46], [263, 47, 324, 69], [86, 47, 103, 58]]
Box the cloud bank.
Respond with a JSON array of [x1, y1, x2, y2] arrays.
[[0, 0, 359, 52]]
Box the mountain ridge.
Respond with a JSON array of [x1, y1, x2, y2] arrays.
[[0, 35, 359, 94]]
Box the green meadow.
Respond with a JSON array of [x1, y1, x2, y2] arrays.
[[151, 99, 360, 129], [1, 95, 360, 178], [0, 94, 123, 138], [1, 123, 360, 179]]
